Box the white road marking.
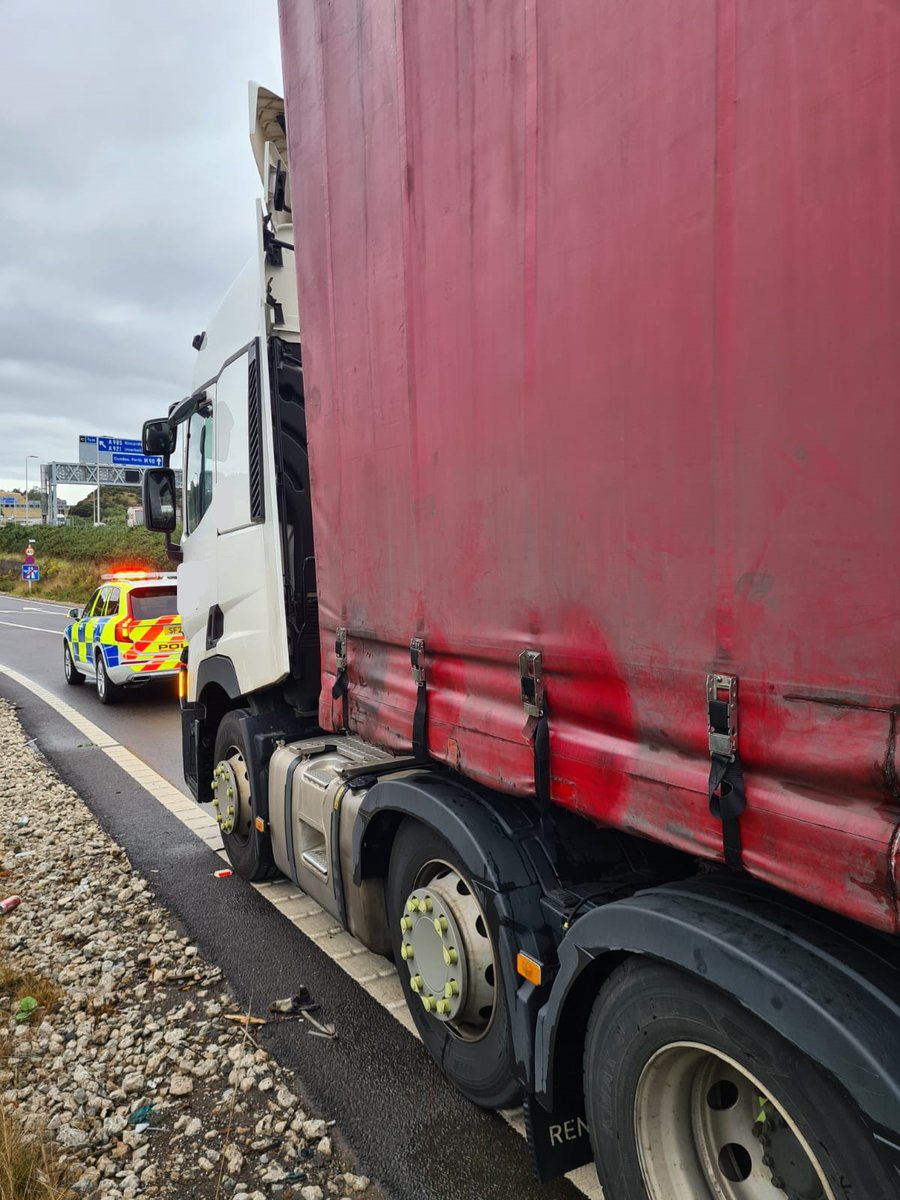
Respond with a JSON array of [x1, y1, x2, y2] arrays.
[[0, 593, 75, 611], [0, 609, 68, 616], [0, 658, 601, 1199], [0, 620, 63, 635]]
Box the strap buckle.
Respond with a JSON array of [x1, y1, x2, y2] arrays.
[[335, 627, 348, 672], [410, 637, 426, 686], [519, 650, 544, 719], [707, 673, 738, 761]]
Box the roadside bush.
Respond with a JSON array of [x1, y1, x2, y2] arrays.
[[0, 525, 171, 567], [0, 526, 177, 603]]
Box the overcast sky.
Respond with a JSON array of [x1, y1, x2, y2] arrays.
[[0, 0, 283, 496]]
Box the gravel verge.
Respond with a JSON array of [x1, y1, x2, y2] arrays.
[[0, 698, 375, 1200]]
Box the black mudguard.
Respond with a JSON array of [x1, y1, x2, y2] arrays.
[[532, 873, 900, 1181], [351, 771, 559, 1093]]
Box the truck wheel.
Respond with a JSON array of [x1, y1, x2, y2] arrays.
[[386, 819, 521, 1110], [64, 642, 84, 686], [95, 653, 121, 704], [213, 710, 278, 882], [584, 958, 895, 1200]]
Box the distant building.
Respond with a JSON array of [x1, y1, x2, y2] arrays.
[[127, 506, 144, 528], [0, 492, 43, 525]]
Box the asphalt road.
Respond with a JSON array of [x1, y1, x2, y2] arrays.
[[0, 594, 190, 793], [0, 593, 589, 1200]]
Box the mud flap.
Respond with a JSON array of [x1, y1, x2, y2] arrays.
[[523, 1094, 592, 1182]]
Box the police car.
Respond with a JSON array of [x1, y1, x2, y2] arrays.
[[63, 572, 184, 704]]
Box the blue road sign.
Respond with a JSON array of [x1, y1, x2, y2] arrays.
[[1, 497, 16, 505], [111, 452, 163, 468], [22, 565, 39, 582]]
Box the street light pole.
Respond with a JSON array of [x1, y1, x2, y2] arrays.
[[24, 455, 37, 527]]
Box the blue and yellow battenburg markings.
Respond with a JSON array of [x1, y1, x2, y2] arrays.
[[66, 575, 182, 676]]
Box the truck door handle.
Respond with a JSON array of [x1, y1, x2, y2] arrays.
[[205, 604, 224, 650]]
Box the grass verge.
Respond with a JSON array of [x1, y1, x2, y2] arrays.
[[0, 1107, 73, 1200]]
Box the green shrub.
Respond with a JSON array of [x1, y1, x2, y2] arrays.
[[0, 526, 177, 603], [0, 524, 172, 568]]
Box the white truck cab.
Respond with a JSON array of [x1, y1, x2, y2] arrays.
[[141, 84, 319, 805]]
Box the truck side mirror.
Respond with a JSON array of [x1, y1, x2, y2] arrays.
[[142, 419, 177, 457], [142, 468, 178, 533]]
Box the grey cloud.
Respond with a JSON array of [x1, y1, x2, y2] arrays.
[[0, 0, 282, 486]]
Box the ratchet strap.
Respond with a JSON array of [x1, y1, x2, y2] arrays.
[[410, 638, 429, 762], [707, 674, 746, 870], [331, 627, 349, 732], [708, 753, 746, 871]]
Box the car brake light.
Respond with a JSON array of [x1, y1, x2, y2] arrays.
[[115, 618, 136, 643]]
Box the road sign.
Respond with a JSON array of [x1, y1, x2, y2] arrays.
[[1, 496, 16, 505], [79, 435, 163, 469], [21, 565, 39, 582], [111, 452, 163, 467]]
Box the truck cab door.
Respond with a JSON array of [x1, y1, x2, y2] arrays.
[[177, 312, 291, 698]]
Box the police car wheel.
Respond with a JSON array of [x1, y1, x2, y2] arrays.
[[95, 653, 121, 705], [64, 642, 84, 686], [583, 958, 895, 1200], [213, 710, 278, 882]]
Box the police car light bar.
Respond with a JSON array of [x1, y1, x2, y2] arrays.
[[101, 571, 177, 581]]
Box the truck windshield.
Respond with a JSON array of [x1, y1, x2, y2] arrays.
[[129, 587, 178, 620]]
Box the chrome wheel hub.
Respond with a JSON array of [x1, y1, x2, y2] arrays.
[[398, 863, 496, 1039], [211, 750, 251, 839]]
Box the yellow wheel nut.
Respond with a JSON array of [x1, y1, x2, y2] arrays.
[[442, 947, 459, 966], [436, 999, 451, 1015], [444, 980, 459, 998], [400, 943, 413, 961], [421, 995, 436, 1013], [399, 916, 411, 933], [406, 898, 418, 914], [433, 916, 448, 934], [420, 897, 433, 913], [410, 975, 423, 993]]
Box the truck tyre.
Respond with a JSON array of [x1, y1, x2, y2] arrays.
[[583, 958, 896, 1200], [95, 652, 121, 705], [213, 709, 278, 882], [64, 642, 84, 686], [386, 818, 521, 1110]]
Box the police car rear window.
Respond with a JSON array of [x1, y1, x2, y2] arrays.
[[129, 588, 178, 621]]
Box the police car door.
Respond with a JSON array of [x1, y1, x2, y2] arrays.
[[76, 589, 103, 666]]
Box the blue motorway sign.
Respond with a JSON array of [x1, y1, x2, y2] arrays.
[[79, 435, 162, 469], [112, 452, 163, 467], [98, 437, 143, 454], [1, 496, 16, 505], [21, 565, 39, 582]]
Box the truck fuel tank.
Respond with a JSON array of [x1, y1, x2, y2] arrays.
[[268, 736, 397, 954]]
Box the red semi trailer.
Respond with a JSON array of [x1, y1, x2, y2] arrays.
[[141, 2, 900, 1196]]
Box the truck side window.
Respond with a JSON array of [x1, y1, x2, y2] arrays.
[[185, 407, 214, 534], [214, 351, 253, 533]]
